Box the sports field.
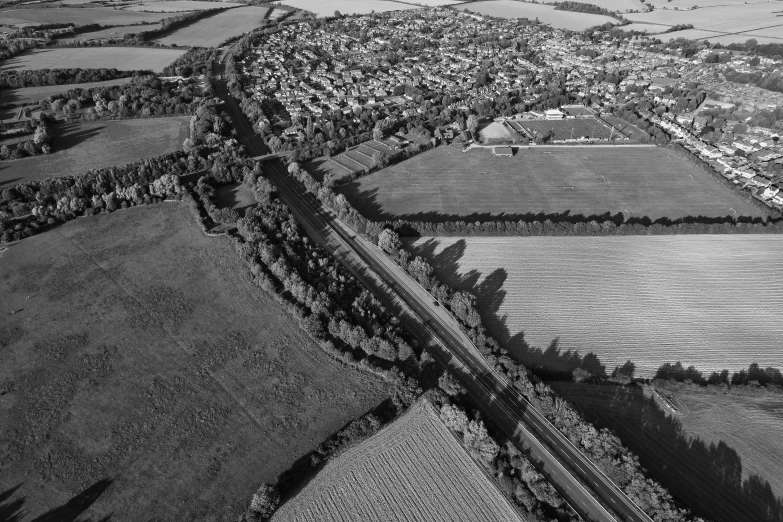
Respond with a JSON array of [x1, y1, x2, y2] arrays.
[[155, 6, 269, 46], [0, 77, 133, 106], [340, 146, 765, 221], [550, 382, 783, 522], [0, 203, 389, 522], [410, 235, 783, 379], [0, 47, 185, 72], [456, 0, 617, 30], [0, 7, 172, 26], [512, 116, 627, 141], [0, 118, 190, 185], [273, 399, 523, 522], [275, 0, 419, 17]]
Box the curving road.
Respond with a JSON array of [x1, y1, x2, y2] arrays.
[[212, 54, 653, 522]]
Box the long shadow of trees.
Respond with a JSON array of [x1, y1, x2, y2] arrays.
[[550, 382, 783, 522], [0, 479, 113, 522]]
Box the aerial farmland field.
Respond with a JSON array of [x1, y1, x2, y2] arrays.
[[410, 235, 783, 379], [155, 6, 269, 46], [0, 7, 172, 26], [0, 118, 190, 185], [456, 0, 618, 30], [550, 381, 783, 522], [0, 203, 389, 521], [0, 47, 185, 72], [0, 77, 133, 106], [272, 399, 523, 522], [625, 2, 783, 34], [123, 0, 223, 11], [339, 145, 765, 221], [57, 23, 164, 43], [275, 0, 419, 17]]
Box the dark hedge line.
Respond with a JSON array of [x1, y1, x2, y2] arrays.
[[0, 67, 148, 88]]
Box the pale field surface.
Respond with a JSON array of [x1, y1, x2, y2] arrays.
[[645, 0, 775, 8], [0, 7, 172, 26], [620, 22, 658, 31], [123, 0, 222, 10], [272, 399, 523, 522], [478, 120, 516, 141], [268, 6, 287, 18], [456, 0, 618, 30], [0, 203, 389, 522], [155, 6, 269, 46], [707, 33, 783, 44], [57, 23, 163, 43], [410, 235, 783, 379], [625, 2, 783, 32], [659, 28, 783, 44], [0, 77, 132, 105], [550, 381, 783, 522], [275, 0, 419, 17], [0, 118, 189, 185], [402, 0, 465, 5], [0, 46, 185, 72]]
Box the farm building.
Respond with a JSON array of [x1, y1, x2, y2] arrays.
[[493, 146, 514, 157]]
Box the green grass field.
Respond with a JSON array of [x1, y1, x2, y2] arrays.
[[0, 7, 172, 27], [0, 78, 133, 106], [0, 203, 389, 521], [549, 382, 783, 522], [0, 46, 185, 72], [0, 118, 190, 186], [340, 145, 766, 221], [155, 6, 269, 46], [57, 23, 163, 43]]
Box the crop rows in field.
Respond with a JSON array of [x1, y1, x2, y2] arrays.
[[411, 235, 783, 379], [0, 7, 172, 26], [155, 6, 269, 46], [272, 400, 523, 522], [339, 145, 765, 221]]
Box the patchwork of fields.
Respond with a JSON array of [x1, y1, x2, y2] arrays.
[[0, 7, 172, 26], [276, 0, 419, 17], [272, 399, 523, 522], [155, 5, 270, 46], [410, 235, 783, 378], [0, 203, 389, 521], [550, 382, 783, 522], [456, 0, 618, 30], [0, 47, 185, 72], [0, 118, 190, 185], [340, 146, 765, 221]]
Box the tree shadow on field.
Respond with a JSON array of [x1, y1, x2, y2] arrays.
[[548, 382, 783, 522], [0, 479, 113, 522]]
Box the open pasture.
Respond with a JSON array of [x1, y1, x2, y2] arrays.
[[272, 399, 523, 522], [402, 0, 465, 5], [155, 5, 269, 46], [410, 235, 783, 379], [123, 0, 223, 11], [0, 6, 172, 26], [274, 0, 419, 18], [0, 77, 132, 105], [58, 23, 163, 42], [0, 46, 185, 72], [339, 145, 765, 221], [550, 382, 783, 522], [626, 2, 783, 34], [456, 0, 618, 31], [0, 203, 389, 522], [0, 118, 189, 185]]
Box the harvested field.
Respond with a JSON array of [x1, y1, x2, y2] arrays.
[[123, 0, 223, 11], [0, 7, 172, 26], [402, 0, 464, 5], [340, 145, 765, 221], [456, 0, 617, 30], [0, 203, 389, 522], [155, 6, 269, 46], [625, 2, 783, 33], [272, 399, 523, 522], [0, 78, 133, 106], [549, 381, 783, 522], [410, 235, 783, 379], [479, 120, 516, 142], [57, 23, 163, 43], [275, 0, 419, 17], [0, 46, 185, 72], [0, 117, 189, 185], [552, 0, 640, 11]]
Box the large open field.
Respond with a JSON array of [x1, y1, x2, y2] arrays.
[[0, 47, 185, 72], [456, 0, 618, 30], [275, 0, 419, 17], [0, 78, 133, 106], [58, 23, 163, 43], [0, 118, 189, 186], [272, 399, 523, 522], [410, 235, 783, 379], [123, 0, 224, 11], [549, 382, 783, 522], [0, 203, 389, 522], [0, 7, 172, 26], [155, 6, 269, 46], [339, 145, 765, 221]]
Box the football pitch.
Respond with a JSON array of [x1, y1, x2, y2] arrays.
[[339, 145, 766, 221], [513, 116, 625, 141]]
